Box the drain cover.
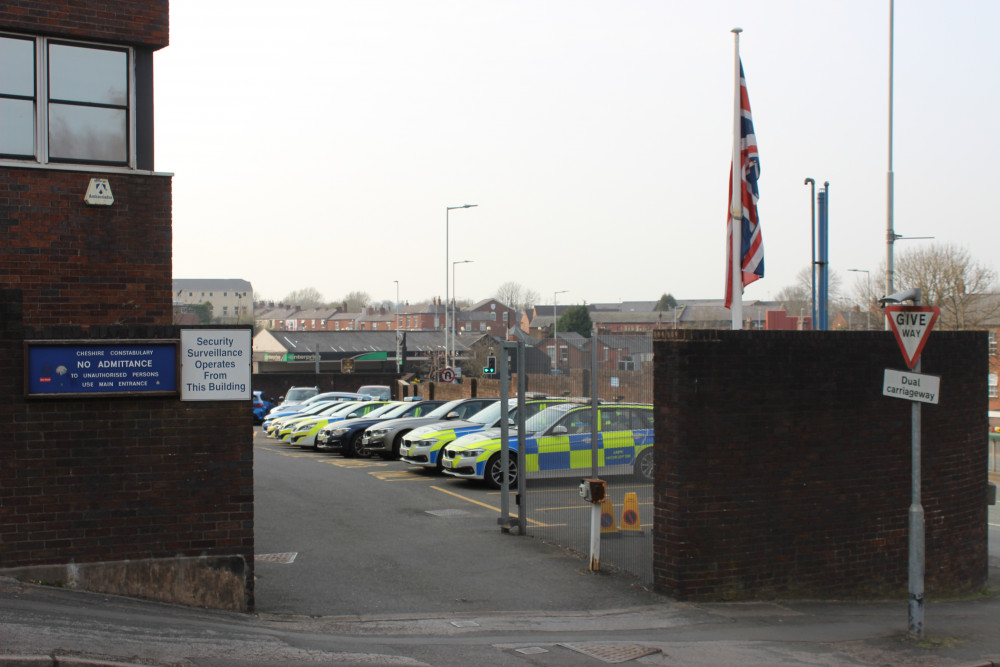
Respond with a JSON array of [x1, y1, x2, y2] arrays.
[[559, 643, 661, 663], [255, 552, 298, 564]]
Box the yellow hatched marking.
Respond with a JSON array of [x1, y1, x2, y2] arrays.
[[370, 470, 428, 482], [318, 459, 390, 469], [255, 445, 320, 459], [431, 486, 562, 527]]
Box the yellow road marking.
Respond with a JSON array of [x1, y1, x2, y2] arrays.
[[431, 486, 561, 527], [370, 470, 428, 481]]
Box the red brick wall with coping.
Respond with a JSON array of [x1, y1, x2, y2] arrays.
[[652, 328, 988, 600]]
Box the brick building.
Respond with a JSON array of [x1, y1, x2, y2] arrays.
[[1, 2, 254, 610]]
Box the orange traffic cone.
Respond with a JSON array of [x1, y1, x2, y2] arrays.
[[620, 492, 643, 535], [600, 498, 619, 537]]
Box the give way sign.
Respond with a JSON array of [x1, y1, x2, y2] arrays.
[[885, 305, 940, 369]]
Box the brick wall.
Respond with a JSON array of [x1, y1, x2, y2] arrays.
[[0, 168, 173, 329], [652, 329, 988, 600], [0, 0, 169, 48]]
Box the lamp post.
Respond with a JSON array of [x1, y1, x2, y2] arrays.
[[553, 290, 567, 373], [445, 204, 477, 372], [848, 269, 872, 330], [394, 280, 401, 371], [804, 178, 816, 328], [451, 259, 472, 366]]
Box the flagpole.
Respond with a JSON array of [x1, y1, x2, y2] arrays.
[[730, 28, 744, 330]]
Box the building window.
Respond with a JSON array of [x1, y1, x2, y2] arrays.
[[503, 312, 508, 322], [990, 331, 997, 357], [990, 373, 998, 399], [491, 312, 497, 321], [222, 306, 228, 316], [1, 34, 135, 166]]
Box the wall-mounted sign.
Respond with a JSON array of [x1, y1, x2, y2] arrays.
[[180, 329, 251, 401], [83, 178, 114, 206], [25, 340, 177, 397]]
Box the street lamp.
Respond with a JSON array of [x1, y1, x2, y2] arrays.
[[553, 290, 567, 373], [445, 204, 477, 372], [848, 269, 872, 330], [394, 280, 401, 371], [451, 259, 473, 366]]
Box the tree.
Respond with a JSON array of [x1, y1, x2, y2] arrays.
[[774, 266, 848, 320], [655, 293, 677, 311], [282, 287, 324, 309], [557, 305, 593, 338], [881, 243, 998, 329], [341, 290, 371, 312], [495, 282, 539, 313], [192, 302, 213, 324]]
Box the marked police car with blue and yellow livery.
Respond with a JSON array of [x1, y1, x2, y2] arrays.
[[398, 397, 565, 471], [441, 402, 654, 489]]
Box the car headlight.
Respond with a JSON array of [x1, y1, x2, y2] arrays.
[[455, 449, 486, 458], [329, 427, 350, 437], [369, 428, 387, 437]]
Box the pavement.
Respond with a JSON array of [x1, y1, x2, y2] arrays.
[[1, 557, 999, 667]]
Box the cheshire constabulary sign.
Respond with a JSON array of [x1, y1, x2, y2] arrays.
[[26, 341, 177, 397]]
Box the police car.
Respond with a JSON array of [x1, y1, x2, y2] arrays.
[[398, 398, 565, 471], [441, 402, 654, 489]]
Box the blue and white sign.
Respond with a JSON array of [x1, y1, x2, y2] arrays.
[[27, 342, 177, 396]]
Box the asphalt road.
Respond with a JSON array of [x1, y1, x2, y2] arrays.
[[252, 427, 663, 618]]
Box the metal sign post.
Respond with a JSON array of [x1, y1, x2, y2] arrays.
[[881, 294, 940, 639]]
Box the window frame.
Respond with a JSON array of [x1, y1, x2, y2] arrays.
[[0, 32, 136, 169]]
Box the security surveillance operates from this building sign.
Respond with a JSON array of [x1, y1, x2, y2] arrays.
[[180, 329, 252, 401]]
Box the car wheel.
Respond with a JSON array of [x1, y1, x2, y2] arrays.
[[634, 447, 654, 482], [351, 432, 370, 459], [485, 453, 518, 490]]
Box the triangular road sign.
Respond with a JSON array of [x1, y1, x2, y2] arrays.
[[884, 305, 940, 369]]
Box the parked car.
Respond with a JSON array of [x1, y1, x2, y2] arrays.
[[287, 401, 398, 447], [263, 391, 367, 423], [252, 391, 274, 424], [361, 397, 498, 461], [441, 402, 655, 489], [279, 401, 391, 443], [356, 385, 391, 400], [399, 398, 567, 472], [314, 399, 446, 456], [264, 400, 356, 437], [269, 386, 319, 414]]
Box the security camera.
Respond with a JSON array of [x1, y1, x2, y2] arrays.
[[878, 287, 922, 308]]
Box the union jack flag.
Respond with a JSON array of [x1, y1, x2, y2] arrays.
[[725, 60, 763, 309]]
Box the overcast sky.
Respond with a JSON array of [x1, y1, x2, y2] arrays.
[[155, 0, 999, 309]]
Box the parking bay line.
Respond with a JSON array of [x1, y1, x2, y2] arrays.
[[430, 486, 563, 528]]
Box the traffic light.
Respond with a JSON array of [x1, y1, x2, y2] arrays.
[[484, 355, 496, 375]]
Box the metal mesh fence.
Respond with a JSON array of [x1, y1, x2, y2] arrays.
[[521, 334, 654, 584]]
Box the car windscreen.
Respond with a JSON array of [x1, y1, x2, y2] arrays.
[[380, 402, 421, 419], [285, 388, 317, 402], [467, 400, 511, 426], [357, 402, 400, 419], [293, 401, 340, 416], [320, 401, 365, 416], [423, 399, 470, 419], [523, 403, 576, 434]]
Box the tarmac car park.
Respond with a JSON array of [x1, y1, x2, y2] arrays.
[[281, 400, 390, 444], [360, 397, 499, 460], [313, 399, 445, 456], [441, 402, 655, 489], [398, 397, 568, 472]]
